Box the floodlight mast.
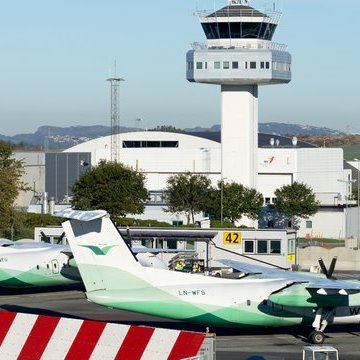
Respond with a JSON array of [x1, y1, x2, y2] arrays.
[[106, 76, 124, 163]]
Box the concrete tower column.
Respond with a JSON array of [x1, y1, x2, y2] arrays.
[[221, 84, 258, 188]]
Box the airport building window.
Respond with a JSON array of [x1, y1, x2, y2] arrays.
[[270, 240, 281, 254], [260, 61, 265, 69], [266, 62, 270, 69], [288, 238, 295, 254], [172, 220, 183, 226], [223, 61, 230, 69], [167, 240, 177, 250], [232, 61, 238, 69], [306, 220, 313, 229], [265, 197, 271, 205], [244, 240, 254, 253], [123, 141, 178, 148], [250, 61, 256, 69], [147, 191, 168, 205], [186, 240, 195, 250], [272, 198, 277, 204], [245, 61, 248, 69], [196, 62, 203, 70], [214, 61, 221, 69], [257, 240, 268, 254], [205, 62, 208, 69]]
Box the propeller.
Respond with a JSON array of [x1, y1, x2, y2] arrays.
[[318, 257, 337, 279]]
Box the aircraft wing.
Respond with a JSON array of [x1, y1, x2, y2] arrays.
[[219, 259, 360, 294]]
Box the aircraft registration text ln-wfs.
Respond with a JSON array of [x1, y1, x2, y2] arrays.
[[57, 209, 360, 345]]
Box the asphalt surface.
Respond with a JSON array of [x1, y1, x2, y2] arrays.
[[1, 284, 360, 359]]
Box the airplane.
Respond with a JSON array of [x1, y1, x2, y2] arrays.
[[0, 240, 168, 288], [57, 208, 360, 345]]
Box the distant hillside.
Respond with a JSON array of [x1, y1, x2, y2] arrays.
[[258, 122, 343, 137], [0, 122, 343, 149]]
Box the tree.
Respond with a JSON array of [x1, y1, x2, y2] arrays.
[[0, 141, 28, 231], [164, 172, 212, 224], [209, 181, 264, 224], [71, 160, 148, 217], [274, 181, 319, 228]]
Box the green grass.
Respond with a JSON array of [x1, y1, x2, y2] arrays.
[[340, 143, 360, 161]]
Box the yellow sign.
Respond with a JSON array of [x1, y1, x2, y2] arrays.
[[287, 254, 295, 262], [223, 232, 242, 245]]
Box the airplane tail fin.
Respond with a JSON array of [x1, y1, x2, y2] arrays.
[[57, 209, 141, 292]]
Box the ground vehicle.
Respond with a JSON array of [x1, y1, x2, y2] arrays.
[[303, 346, 338, 360]]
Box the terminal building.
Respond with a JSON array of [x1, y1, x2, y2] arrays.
[[16, 130, 357, 241]]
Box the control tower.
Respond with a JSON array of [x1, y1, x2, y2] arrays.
[[186, 0, 291, 189]]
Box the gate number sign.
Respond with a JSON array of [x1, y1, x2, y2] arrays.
[[223, 232, 242, 245]]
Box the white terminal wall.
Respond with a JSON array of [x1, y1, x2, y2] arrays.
[[65, 133, 349, 204]]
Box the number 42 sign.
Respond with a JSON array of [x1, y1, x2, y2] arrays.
[[223, 232, 242, 245]]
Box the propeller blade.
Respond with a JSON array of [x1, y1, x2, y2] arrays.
[[328, 256, 337, 278], [318, 258, 328, 278]]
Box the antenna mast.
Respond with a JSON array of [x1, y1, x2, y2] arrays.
[[107, 65, 124, 163]]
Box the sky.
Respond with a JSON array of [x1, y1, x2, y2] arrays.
[[0, 0, 359, 136]]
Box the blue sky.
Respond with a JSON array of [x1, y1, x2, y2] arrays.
[[1, 0, 359, 135]]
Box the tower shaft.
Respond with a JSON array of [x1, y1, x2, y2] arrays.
[[221, 85, 258, 188]]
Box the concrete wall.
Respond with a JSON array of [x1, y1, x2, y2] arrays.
[[298, 246, 360, 271]]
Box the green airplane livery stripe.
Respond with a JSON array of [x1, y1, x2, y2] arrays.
[[80, 245, 116, 255]]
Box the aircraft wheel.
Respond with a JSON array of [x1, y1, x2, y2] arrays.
[[309, 330, 325, 344]]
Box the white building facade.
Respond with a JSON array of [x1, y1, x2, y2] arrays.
[[55, 131, 354, 239]]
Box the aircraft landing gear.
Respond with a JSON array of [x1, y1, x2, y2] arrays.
[[308, 330, 325, 345], [308, 308, 334, 344]]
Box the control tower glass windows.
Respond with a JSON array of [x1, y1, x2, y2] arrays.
[[201, 22, 276, 40]]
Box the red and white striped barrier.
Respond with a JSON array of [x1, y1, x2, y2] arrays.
[[0, 312, 207, 360]]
